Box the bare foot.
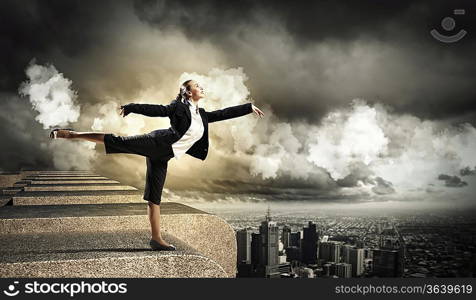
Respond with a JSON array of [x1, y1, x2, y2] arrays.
[[51, 129, 75, 139]]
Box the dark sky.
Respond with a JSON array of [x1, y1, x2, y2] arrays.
[[2, 0, 476, 121], [1, 0, 475, 207]]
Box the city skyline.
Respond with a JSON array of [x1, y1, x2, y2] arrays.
[[234, 208, 475, 278]]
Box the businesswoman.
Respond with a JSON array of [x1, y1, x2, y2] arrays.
[[49, 80, 265, 251]]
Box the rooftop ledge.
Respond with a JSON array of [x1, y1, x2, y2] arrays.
[[0, 171, 237, 278]]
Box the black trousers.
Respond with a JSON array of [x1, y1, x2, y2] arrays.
[[103, 129, 175, 205]]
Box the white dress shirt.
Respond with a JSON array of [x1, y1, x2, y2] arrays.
[[171, 99, 204, 160]]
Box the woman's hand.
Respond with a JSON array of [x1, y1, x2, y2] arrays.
[[252, 104, 264, 118], [118, 105, 128, 117]]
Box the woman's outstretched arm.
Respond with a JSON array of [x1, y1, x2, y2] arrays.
[[120, 100, 177, 118], [206, 103, 264, 123]]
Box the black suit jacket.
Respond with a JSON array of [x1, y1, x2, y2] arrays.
[[123, 100, 253, 160]]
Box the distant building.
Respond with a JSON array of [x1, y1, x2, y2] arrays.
[[285, 246, 301, 262], [319, 241, 342, 263], [277, 263, 292, 275], [295, 267, 315, 278], [259, 210, 280, 267], [290, 232, 301, 248], [364, 258, 373, 274], [323, 262, 336, 277], [378, 226, 406, 277], [349, 248, 365, 277], [247, 208, 290, 278], [335, 263, 352, 278], [302, 221, 318, 265], [364, 248, 373, 259], [236, 228, 252, 265], [373, 249, 404, 277], [282, 225, 291, 249], [278, 255, 287, 264], [251, 233, 262, 267], [342, 244, 353, 263]]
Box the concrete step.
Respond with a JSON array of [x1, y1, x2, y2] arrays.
[[0, 202, 236, 276], [24, 176, 109, 180], [28, 179, 120, 184], [13, 181, 29, 187], [0, 230, 227, 278], [0, 173, 24, 188], [36, 170, 96, 174], [2, 187, 22, 195], [23, 184, 137, 192], [0, 195, 12, 207], [37, 171, 95, 174], [36, 173, 98, 176], [11, 190, 145, 205], [33, 176, 97, 178]]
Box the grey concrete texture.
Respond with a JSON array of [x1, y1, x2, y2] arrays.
[[33, 170, 98, 173], [23, 184, 137, 192], [11, 190, 145, 205], [1, 171, 237, 277], [0, 203, 205, 221], [29, 180, 120, 184], [0, 203, 237, 277], [12, 195, 145, 206], [0, 174, 23, 187], [24, 176, 109, 180], [35, 174, 97, 176], [0, 196, 12, 207], [161, 213, 238, 277], [0, 230, 227, 278], [2, 187, 22, 195], [35, 171, 99, 175]]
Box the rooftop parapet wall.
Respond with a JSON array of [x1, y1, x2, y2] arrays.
[[0, 171, 237, 278]]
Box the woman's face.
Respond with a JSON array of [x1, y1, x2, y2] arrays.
[[187, 81, 205, 101]]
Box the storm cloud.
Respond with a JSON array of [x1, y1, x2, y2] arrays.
[[460, 166, 476, 176], [1, 0, 475, 207], [438, 174, 468, 187]]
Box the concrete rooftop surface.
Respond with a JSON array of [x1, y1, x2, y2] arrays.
[[0, 171, 236, 278]]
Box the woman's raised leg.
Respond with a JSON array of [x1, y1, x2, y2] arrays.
[[71, 131, 105, 144], [52, 128, 174, 249], [52, 129, 105, 144]]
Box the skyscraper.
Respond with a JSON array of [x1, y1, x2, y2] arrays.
[[377, 224, 405, 277], [236, 228, 252, 265], [282, 225, 291, 249], [289, 232, 301, 248], [349, 248, 365, 277], [285, 246, 301, 262], [319, 241, 342, 263], [259, 208, 280, 266], [251, 233, 262, 267], [342, 244, 352, 263], [302, 221, 318, 265], [248, 208, 284, 278], [373, 249, 404, 277]]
